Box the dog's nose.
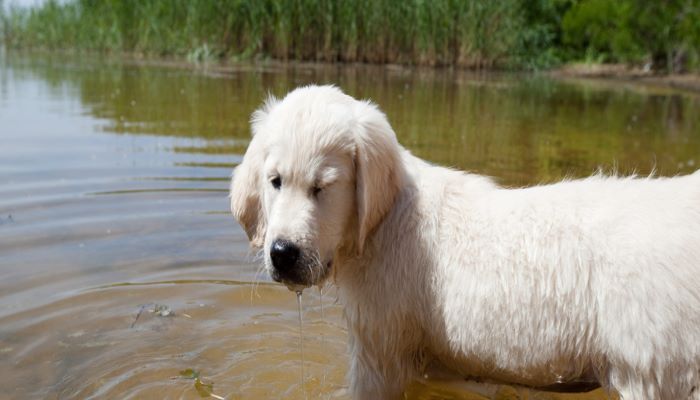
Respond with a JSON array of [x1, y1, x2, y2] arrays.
[[270, 239, 299, 272]]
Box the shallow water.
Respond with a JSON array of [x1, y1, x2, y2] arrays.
[[1, 51, 699, 399]]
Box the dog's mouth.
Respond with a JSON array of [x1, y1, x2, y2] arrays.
[[284, 282, 307, 292], [272, 258, 333, 292]]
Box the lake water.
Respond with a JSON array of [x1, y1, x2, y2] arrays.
[[1, 51, 699, 399]]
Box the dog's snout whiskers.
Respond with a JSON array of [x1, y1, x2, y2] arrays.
[[251, 248, 267, 303]]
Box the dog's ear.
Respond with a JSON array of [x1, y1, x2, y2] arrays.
[[230, 96, 277, 248], [353, 100, 404, 253]]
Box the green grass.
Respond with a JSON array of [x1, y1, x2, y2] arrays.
[[1, 0, 699, 71]]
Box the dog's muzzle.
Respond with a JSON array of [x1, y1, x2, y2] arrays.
[[269, 238, 309, 287], [269, 238, 332, 289]]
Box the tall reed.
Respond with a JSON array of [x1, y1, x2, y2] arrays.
[[1, 0, 537, 68]]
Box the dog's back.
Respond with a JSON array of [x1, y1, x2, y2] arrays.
[[419, 167, 700, 398]]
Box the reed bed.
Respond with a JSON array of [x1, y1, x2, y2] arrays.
[[1, 0, 699, 71], [0, 0, 551, 68]]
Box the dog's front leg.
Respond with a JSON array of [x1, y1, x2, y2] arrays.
[[348, 356, 409, 400], [350, 360, 405, 400]]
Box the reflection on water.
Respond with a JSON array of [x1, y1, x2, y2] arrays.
[[1, 51, 699, 399]]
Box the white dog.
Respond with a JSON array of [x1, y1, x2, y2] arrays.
[[230, 85, 700, 400]]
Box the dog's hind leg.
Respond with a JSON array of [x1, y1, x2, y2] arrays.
[[606, 365, 659, 400], [610, 364, 700, 400]]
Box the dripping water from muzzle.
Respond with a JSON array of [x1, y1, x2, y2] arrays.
[[318, 285, 326, 387], [296, 290, 306, 399]]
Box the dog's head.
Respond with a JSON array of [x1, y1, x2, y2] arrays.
[[230, 85, 404, 289]]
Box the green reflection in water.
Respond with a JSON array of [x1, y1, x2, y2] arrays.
[[4, 52, 700, 188]]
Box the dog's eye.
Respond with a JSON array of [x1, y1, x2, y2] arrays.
[[271, 176, 281, 190], [312, 186, 322, 197]]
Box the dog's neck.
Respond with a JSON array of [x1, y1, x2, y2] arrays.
[[333, 174, 426, 298], [333, 150, 442, 293]]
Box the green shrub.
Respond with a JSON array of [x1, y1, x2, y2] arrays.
[[561, 0, 700, 72]]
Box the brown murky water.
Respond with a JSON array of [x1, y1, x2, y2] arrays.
[[1, 51, 699, 399]]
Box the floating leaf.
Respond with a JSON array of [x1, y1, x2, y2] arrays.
[[179, 368, 200, 379], [180, 369, 224, 399], [194, 377, 214, 398]]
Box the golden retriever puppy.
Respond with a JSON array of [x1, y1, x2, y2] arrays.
[[230, 85, 700, 400]]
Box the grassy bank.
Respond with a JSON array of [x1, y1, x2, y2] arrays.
[[1, 0, 699, 71]]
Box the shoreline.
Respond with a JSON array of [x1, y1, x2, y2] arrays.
[[550, 63, 700, 94], [5, 48, 700, 94]]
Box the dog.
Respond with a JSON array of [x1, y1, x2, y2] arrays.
[[230, 85, 700, 399]]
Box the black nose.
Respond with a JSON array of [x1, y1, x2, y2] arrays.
[[270, 239, 299, 272]]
